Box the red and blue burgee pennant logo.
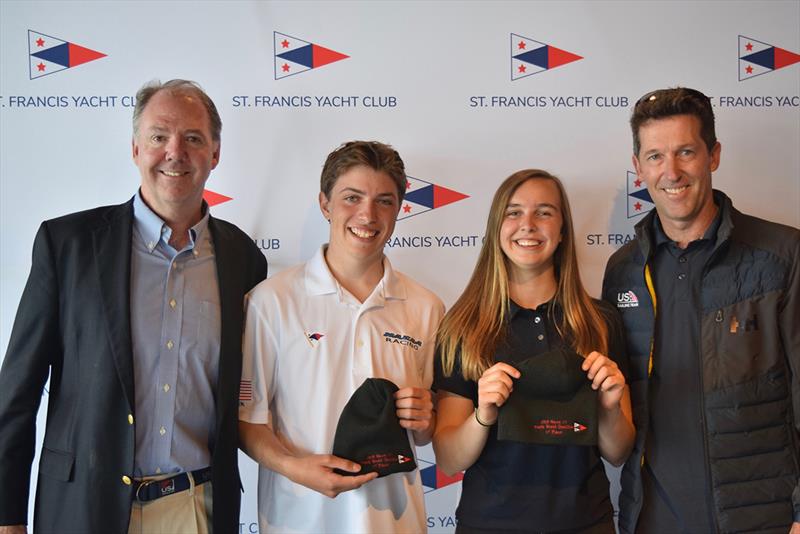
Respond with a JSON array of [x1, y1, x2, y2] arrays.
[[419, 459, 463, 494], [627, 171, 653, 219], [511, 33, 582, 81], [28, 30, 106, 80], [739, 35, 800, 81], [305, 331, 325, 347], [274, 31, 349, 80], [399, 176, 469, 221], [203, 190, 232, 207]]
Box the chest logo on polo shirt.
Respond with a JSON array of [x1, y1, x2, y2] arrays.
[[383, 331, 422, 350], [305, 332, 325, 347], [616, 290, 639, 308]]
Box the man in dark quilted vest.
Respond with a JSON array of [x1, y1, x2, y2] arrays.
[[602, 87, 800, 534]]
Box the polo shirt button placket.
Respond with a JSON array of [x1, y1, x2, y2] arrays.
[[532, 312, 545, 342], [352, 310, 371, 380], [678, 255, 688, 281]]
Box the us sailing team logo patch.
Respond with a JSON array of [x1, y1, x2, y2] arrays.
[[616, 290, 639, 308]]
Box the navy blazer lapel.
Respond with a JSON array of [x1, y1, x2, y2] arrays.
[[93, 199, 135, 410], [208, 218, 243, 428]]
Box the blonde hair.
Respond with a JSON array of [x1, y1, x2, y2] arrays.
[[437, 170, 608, 381]]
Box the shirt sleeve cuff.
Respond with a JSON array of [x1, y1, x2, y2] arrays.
[[238, 408, 270, 425]]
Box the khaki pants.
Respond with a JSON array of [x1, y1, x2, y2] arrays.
[[128, 472, 213, 534]]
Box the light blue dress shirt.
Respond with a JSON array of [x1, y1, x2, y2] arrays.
[[130, 191, 220, 476]]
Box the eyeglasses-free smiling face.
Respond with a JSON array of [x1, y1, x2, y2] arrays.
[[633, 114, 720, 240], [499, 178, 563, 281], [319, 165, 400, 268], [133, 90, 220, 221]]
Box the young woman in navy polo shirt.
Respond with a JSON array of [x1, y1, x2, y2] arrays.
[[433, 169, 635, 533]]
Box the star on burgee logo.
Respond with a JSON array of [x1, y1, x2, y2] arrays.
[[511, 33, 582, 81], [626, 171, 653, 219], [399, 176, 469, 221], [274, 31, 349, 80], [739, 35, 800, 81], [28, 30, 106, 80]]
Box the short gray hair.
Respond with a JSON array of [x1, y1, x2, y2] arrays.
[[132, 79, 221, 142]]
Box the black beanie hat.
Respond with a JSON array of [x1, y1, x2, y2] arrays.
[[497, 348, 598, 446], [332, 378, 417, 477]]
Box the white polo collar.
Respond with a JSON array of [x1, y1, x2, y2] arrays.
[[304, 245, 407, 302]]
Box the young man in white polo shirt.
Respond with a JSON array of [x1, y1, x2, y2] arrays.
[[239, 141, 445, 533]]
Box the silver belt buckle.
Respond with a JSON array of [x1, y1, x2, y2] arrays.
[[135, 479, 153, 502]]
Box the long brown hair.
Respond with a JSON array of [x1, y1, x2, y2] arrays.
[[437, 170, 608, 381]]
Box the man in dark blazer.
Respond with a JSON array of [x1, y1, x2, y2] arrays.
[[0, 79, 267, 533]]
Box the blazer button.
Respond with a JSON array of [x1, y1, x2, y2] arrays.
[[122, 475, 132, 485], [128, 414, 134, 425]]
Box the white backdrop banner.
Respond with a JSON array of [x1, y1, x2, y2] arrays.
[[1, 1, 799, 532]]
